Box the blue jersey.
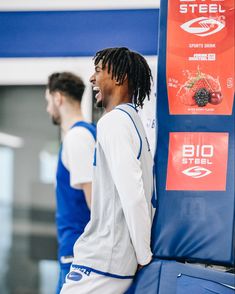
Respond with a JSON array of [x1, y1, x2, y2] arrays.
[[56, 121, 96, 266]]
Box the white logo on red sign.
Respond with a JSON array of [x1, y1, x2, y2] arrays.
[[181, 144, 213, 178], [166, 132, 228, 191], [180, 17, 225, 37], [182, 166, 212, 178]]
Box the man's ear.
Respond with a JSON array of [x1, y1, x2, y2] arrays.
[[123, 74, 128, 82], [54, 92, 63, 107], [115, 74, 128, 85], [115, 80, 121, 85]]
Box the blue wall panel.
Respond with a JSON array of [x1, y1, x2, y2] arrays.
[[0, 9, 159, 57]]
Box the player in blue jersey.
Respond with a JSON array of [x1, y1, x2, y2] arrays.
[[45, 72, 96, 294], [61, 48, 154, 294]]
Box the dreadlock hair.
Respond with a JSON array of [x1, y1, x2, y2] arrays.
[[47, 72, 85, 103], [94, 47, 153, 108]]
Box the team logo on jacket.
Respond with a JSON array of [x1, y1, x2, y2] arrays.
[[166, 132, 229, 191], [67, 271, 83, 281], [180, 17, 225, 37]]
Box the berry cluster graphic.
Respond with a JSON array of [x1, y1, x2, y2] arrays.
[[177, 70, 223, 107]]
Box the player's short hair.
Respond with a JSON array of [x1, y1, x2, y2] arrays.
[[47, 72, 85, 103]]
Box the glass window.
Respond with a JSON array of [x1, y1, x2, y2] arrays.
[[0, 86, 59, 294]]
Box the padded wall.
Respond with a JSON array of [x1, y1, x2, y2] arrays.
[[151, 0, 235, 266]]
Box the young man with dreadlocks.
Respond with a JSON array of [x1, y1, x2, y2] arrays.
[[61, 47, 154, 294]]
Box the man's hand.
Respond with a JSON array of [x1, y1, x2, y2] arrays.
[[137, 258, 152, 272], [137, 264, 144, 271]]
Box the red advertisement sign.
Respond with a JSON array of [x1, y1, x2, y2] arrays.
[[166, 132, 229, 190], [167, 0, 234, 115]]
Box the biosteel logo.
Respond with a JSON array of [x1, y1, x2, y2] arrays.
[[180, 17, 225, 37], [182, 166, 211, 178], [181, 144, 213, 178], [179, 1, 226, 37], [166, 133, 228, 191], [179, 1, 225, 14]]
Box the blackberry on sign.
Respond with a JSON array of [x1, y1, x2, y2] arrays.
[[193, 88, 210, 107]]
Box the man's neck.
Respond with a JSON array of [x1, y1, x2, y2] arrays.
[[105, 86, 131, 112], [61, 113, 84, 137]]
